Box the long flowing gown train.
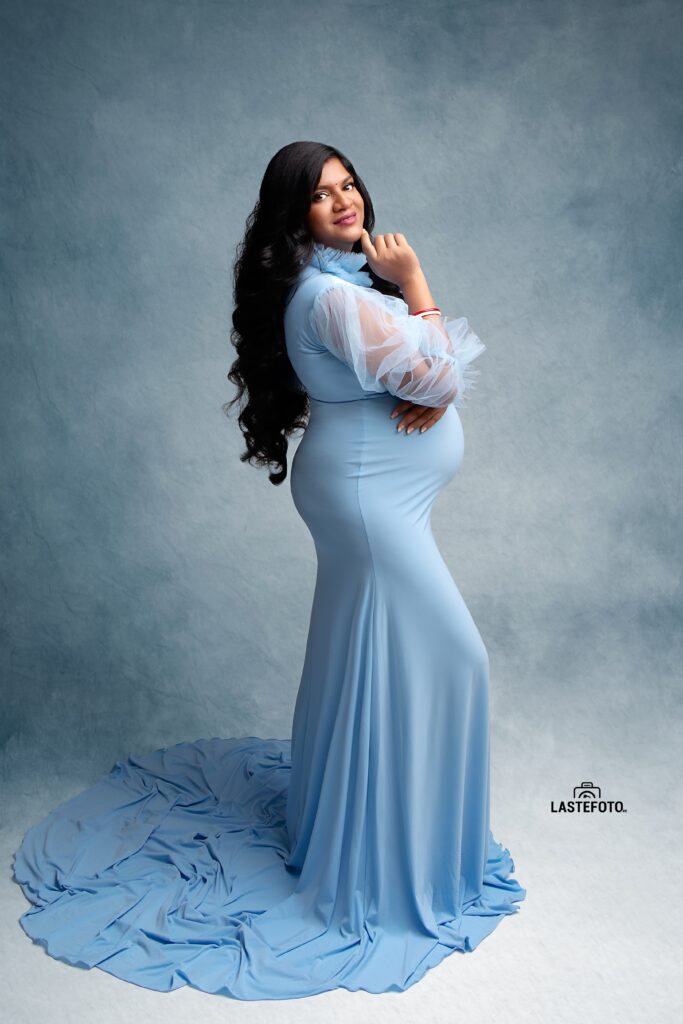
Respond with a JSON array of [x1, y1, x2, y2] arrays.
[[12, 242, 526, 1000]]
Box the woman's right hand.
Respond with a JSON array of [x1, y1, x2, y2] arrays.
[[360, 229, 422, 288]]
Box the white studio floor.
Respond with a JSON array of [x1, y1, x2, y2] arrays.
[[3, 729, 679, 1024]]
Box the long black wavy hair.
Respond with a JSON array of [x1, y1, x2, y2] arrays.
[[224, 141, 403, 485]]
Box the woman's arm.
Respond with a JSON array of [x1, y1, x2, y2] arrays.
[[309, 280, 485, 408], [401, 265, 442, 322]]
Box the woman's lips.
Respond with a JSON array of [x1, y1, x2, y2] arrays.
[[334, 212, 357, 225]]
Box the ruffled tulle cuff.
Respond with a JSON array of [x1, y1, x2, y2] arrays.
[[439, 315, 486, 408]]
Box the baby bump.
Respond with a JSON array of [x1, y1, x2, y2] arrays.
[[291, 394, 464, 541]]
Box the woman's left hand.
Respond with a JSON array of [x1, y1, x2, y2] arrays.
[[390, 400, 448, 434]]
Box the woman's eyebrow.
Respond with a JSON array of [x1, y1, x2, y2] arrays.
[[314, 175, 353, 191]]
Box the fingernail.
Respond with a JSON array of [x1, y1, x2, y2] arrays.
[[420, 426, 426, 432], [397, 423, 404, 431], [407, 426, 414, 434]]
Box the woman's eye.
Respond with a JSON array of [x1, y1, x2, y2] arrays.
[[313, 182, 355, 202]]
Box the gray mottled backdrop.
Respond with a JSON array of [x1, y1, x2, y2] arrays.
[[2, 1, 681, 1021]]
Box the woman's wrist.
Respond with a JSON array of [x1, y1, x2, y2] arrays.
[[399, 267, 438, 316]]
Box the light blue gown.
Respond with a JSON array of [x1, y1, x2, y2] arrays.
[[12, 243, 526, 1000]]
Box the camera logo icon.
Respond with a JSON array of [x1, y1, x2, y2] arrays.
[[573, 781, 601, 800], [551, 779, 625, 814]]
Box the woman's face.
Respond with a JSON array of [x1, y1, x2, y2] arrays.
[[307, 157, 365, 251]]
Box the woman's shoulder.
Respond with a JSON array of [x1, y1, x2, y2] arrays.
[[286, 267, 409, 322], [295, 267, 348, 297], [285, 268, 348, 315]]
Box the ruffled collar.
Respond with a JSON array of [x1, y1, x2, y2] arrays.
[[305, 242, 374, 288]]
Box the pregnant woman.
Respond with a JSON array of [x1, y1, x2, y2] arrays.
[[13, 141, 526, 1000]]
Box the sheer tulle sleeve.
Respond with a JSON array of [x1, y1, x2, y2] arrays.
[[308, 280, 486, 408]]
